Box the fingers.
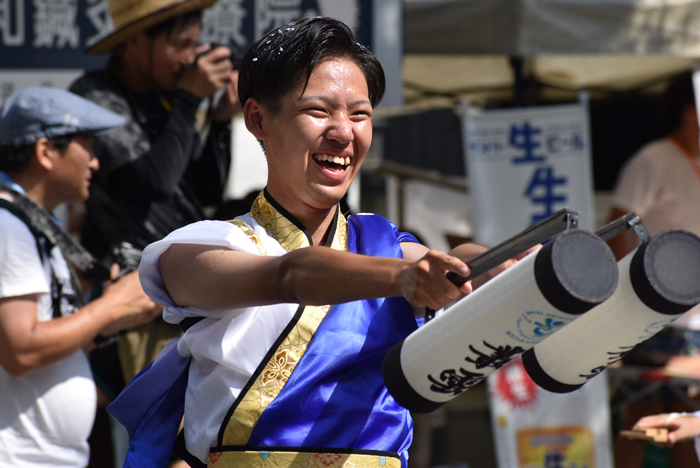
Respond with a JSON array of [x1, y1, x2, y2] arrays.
[[634, 414, 672, 429], [226, 70, 240, 99], [198, 47, 233, 80], [136, 303, 164, 327], [211, 70, 242, 122], [633, 414, 700, 445], [459, 281, 473, 295], [401, 251, 471, 310], [194, 43, 211, 55], [180, 46, 234, 98], [515, 244, 542, 261], [667, 417, 700, 444], [199, 45, 231, 63], [109, 263, 120, 281]]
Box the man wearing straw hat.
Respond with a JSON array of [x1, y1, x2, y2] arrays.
[[69, 0, 239, 389]]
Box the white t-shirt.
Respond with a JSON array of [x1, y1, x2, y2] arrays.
[[613, 138, 700, 237], [0, 208, 96, 468], [613, 138, 700, 330]]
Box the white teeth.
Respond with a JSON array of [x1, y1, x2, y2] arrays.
[[313, 154, 350, 167]]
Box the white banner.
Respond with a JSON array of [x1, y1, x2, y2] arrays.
[[463, 96, 595, 246], [488, 359, 613, 468]]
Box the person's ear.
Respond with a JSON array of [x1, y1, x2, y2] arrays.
[[243, 98, 267, 140], [34, 138, 57, 171], [122, 32, 150, 60]]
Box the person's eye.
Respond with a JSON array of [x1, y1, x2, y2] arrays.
[[352, 110, 371, 120]]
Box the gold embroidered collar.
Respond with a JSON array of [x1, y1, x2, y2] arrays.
[[250, 189, 347, 252]]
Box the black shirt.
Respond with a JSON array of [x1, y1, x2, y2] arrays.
[[69, 65, 232, 259]]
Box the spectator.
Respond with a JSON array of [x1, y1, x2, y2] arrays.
[[0, 87, 161, 467], [69, 0, 239, 387], [608, 72, 700, 262], [609, 72, 700, 468]]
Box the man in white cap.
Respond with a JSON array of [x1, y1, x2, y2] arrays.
[[69, 0, 239, 388], [0, 87, 162, 467]]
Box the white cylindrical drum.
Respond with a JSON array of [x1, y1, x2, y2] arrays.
[[383, 229, 618, 413], [522, 229, 700, 393]]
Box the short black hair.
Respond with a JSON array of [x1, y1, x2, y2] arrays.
[[238, 17, 385, 114], [661, 72, 696, 134], [0, 135, 73, 174], [145, 10, 202, 40]]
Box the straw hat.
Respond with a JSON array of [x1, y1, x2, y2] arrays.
[[88, 0, 219, 54]]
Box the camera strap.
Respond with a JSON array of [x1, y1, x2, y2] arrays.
[[0, 184, 111, 282]]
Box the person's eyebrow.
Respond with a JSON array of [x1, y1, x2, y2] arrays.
[[298, 95, 371, 108]]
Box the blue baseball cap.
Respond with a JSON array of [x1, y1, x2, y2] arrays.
[[0, 87, 125, 147]]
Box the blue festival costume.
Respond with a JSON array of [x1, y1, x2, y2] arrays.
[[109, 191, 420, 468]]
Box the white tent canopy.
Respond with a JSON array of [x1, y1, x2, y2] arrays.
[[402, 0, 700, 105], [403, 54, 698, 105], [404, 0, 700, 55]]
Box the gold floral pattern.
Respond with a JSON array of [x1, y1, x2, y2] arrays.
[[230, 220, 266, 256], [250, 192, 348, 253], [208, 451, 400, 468], [251, 193, 309, 252], [222, 304, 330, 445], [221, 192, 348, 447]]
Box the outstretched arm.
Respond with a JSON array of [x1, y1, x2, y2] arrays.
[[159, 244, 472, 312], [633, 413, 700, 445]]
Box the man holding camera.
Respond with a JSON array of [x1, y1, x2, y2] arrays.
[[0, 87, 162, 467], [69, 0, 240, 384]]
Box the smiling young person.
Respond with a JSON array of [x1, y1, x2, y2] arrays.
[[0, 87, 161, 467], [109, 17, 496, 468]]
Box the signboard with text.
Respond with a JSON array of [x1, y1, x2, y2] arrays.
[[0, 0, 371, 101], [488, 359, 613, 468], [462, 98, 595, 246], [1, 0, 369, 68]]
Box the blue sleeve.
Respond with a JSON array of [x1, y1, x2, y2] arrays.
[[390, 222, 419, 244]]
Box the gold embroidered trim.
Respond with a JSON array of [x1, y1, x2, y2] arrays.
[[250, 192, 348, 253], [222, 304, 329, 445], [330, 213, 348, 253], [220, 192, 349, 446], [230, 220, 266, 256], [208, 450, 401, 468], [251, 193, 309, 252]]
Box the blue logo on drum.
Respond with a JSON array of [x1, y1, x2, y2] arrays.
[[533, 318, 565, 336], [507, 310, 570, 345]]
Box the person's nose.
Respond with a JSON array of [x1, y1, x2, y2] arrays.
[[89, 152, 99, 171], [326, 113, 354, 145], [182, 48, 196, 68]]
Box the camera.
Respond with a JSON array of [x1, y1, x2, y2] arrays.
[[109, 242, 143, 278]]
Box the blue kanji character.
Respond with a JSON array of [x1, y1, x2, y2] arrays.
[[510, 122, 546, 164], [524, 166, 567, 224], [544, 450, 565, 468], [570, 132, 585, 151]]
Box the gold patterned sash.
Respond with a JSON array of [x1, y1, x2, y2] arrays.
[[220, 192, 347, 447], [208, 449, 402, 468]]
